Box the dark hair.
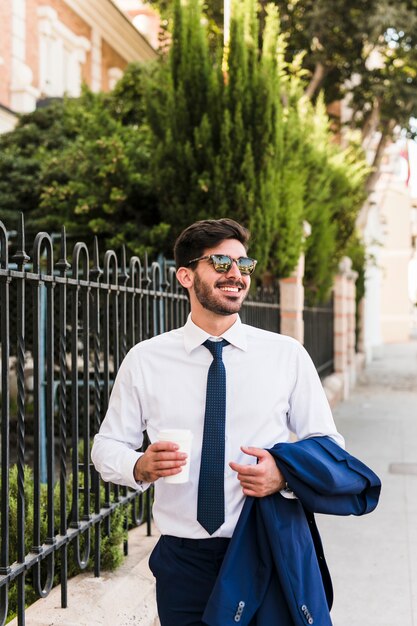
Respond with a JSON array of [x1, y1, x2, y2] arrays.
[[174, 218, 250, 269]]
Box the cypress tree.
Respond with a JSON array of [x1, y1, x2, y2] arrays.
[[147, 0, 367, 287], [150, 0, 220, 230]]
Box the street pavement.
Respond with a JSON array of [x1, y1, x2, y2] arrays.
[[319, 341, 417, 626]]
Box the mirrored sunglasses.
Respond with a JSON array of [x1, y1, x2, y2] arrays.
[[188, 254, 257, 275]]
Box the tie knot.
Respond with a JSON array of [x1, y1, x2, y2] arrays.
[[203, 338, 229, 360]]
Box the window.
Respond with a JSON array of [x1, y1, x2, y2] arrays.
[[38, 6, 90, 98]]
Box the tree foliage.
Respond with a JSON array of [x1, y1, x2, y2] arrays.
[[268, 0, 380, 100], [154, 1, 417, 146], [0, 0, 368, 297], [0, 68, 167, 258], [148, 0, 297, 276], [261, 0, 417, 186], [147, 0, 368, 292]]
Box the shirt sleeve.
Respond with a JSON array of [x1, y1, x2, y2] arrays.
[[287, 343, 345, 448], [91, 348, 150, 491]]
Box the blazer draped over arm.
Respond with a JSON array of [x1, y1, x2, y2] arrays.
[[202, 436, 381, 626]]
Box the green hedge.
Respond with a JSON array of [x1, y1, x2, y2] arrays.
[[3, 465, 128, 623]]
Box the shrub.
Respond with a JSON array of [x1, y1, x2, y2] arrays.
[[3, 465, 128, 623]]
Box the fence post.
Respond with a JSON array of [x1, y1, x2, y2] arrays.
[[279, 222, 311, 343], [334, 257, 358, 399], [279, 253, 305, 343]]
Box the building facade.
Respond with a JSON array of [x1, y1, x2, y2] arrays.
[[0, 0, 158, 131], [358, 138, 414, 357]]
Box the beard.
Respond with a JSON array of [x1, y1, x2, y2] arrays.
[[193, 272, 248, 316]]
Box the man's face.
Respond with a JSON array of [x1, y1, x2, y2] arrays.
[[190, 239, 251, 316]]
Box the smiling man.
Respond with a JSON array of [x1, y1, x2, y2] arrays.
[[91, 218, 344, 626]]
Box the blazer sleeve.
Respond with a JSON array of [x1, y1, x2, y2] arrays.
[[269, 436, 381, 515]]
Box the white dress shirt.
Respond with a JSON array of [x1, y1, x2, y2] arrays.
[[91, 315, 344, 538]]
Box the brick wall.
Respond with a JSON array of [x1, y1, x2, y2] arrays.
[[0, 0, 153, 116], [101, 38, 127, 91]]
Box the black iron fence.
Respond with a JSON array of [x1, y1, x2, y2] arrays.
[[0, 216, 192, 625], [0, 218, 284, 624], [241, 285, 280, 333], [0, 216, 336, 623], [303, 297, 334, 377]]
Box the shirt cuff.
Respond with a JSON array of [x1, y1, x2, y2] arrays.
[[122, 449, 152, 492]]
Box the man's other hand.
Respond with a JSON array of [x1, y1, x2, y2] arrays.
[[229, 447, 286, 497]]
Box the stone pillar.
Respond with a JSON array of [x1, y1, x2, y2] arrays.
[[333, 257, 351, 399], [279, 253, 305, 343], [357, 297, 365, 355]]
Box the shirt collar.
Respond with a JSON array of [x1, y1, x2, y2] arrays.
[[183, 314, 248, 354]]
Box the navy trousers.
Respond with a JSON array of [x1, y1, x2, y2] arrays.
[[148, 535, 231, 626]]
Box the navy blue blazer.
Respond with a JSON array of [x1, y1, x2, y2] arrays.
[[202, 436, 381, 626]]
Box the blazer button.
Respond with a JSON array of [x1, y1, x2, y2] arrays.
[[234, 616, 241, 622], [238, 601, 245, 608]]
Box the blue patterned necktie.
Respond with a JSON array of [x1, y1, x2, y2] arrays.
[[197, 338, 229, 535]]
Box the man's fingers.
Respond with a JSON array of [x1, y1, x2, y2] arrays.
[[237, 475, 263, 490], [152, 450, 188, 461], [240, 446, 268, 459], [242, 487, 262, 497], [157, 467, 184, 477], [229, 461, 260, 476], [150, 440, 181, 452], [238, 472, 259, 482], [136, 442, 189, 482], [154, 459, 187, 469], [229, 447, 269, 475]]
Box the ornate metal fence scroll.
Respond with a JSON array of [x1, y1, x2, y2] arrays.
[[0, 216, 190, 625]]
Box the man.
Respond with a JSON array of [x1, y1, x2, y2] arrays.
[[91, 218, 344, 625]]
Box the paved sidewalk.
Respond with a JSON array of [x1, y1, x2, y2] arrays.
[[8, 524, 160, 626], [319, 341, 417, 626]]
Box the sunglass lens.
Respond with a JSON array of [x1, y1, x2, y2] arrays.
[[211, 255, 232, 272], [237, 258, 256, 275]]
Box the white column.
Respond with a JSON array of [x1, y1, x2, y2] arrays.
[[12, 0, 26, 62], [10, 0, 39, 112], [333, 257, 351, 399], [363, 245, 383, 362], [91, 29, 102, 92], [347, 267, 358, 387]]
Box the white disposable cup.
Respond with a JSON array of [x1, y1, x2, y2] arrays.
[[157, 429, 193, 484]]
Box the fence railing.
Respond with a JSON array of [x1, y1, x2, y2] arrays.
[[303, 297, 335, 377], [0, 216, 192, 625], [0, 217, 286, 624], [0, 216, 336, 624], [241, 285, 280, 333]]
